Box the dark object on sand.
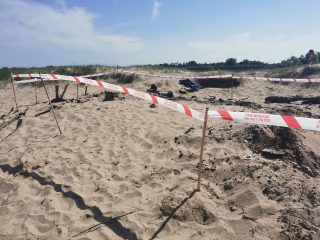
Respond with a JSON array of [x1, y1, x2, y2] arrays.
[[160, 91, 174, 98], [196, 77, 240, 88], [179, 79, 202, 92], [147, 84, 159, 94], [103, 91, 118, 101], [261, 149, 286, 159], [265, 95, 320, 104]]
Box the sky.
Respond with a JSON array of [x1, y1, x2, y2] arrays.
[[0, 0, 319, 67]]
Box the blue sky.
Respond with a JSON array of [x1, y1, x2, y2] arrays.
[[0, 0, 319, 67]]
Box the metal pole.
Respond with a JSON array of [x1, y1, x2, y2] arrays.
[[39, 72, 62, 135], [10, 73, 19, 112], [197, 107, 209, 192]]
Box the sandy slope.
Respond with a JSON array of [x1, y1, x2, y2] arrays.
[[0, 71, 319, 240]]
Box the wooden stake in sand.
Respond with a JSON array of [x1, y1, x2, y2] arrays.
[[35, 82, 38, 104], [197, 107, 209, 192], [231, 77, 234, 99], [76, 84, 79, 99], [61, 83, 69, 99], [39, 72, 62, 135], [84, 86, 88, 95], [10, 73, 19, 112], [55, 85, 60, 99]]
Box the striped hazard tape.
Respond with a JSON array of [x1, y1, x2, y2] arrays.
[[232, 76, 320, 83], [14, 72, 320, 83], [13, 73, 320, 131], [81, 70, 320, 83], [81, 71, 233, 80]]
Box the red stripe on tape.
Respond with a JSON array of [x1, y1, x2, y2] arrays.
[[96, 80, 103, 88], [122, 86, 129, 94], [281, 115, 302, 129], [28, 74, 32, 78], [151, 95, 158, 104], [16, 74, 20, 78], [50, 74, 58, 80], [217, 110, 233, 121], [73, 76, 80, 84], [182, 105, 192, 117]]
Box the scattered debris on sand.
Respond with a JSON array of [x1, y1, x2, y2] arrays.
[[265, 95, 320, 104], [234, 125, 320, 176]]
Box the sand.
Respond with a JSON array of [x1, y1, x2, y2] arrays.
[[0, 71, 319, 240]]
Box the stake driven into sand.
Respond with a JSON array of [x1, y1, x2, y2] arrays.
[[10, 73, 19, 112], [197, 107, 209, 192], [13, 73, 320, 132], [39, 73, 62, 135]]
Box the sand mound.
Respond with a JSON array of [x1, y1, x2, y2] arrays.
[[159, 193, 217, 225], [235, 125, 320, 176]]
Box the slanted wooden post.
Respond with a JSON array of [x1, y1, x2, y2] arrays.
[[84, 86, 88, 95], [39, 72, 62, 135], [60, 83, 69, 99], [10, 73, 19, 112], [197, 107, 209, 192]]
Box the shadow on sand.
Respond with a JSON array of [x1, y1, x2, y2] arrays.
[[0, 163, 137, 240]]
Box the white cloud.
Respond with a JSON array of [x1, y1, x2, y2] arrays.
[[0, 0, 143, 53], [186, 33, 320, 63], [152, 1, 162, 19]]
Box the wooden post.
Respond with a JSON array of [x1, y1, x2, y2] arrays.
[[55, 85, 60, 99], [84, 86, 88, 95], [35, 82, 38, 104], [10, 73, 19, 112], [39, 72, 62, 135], [60, 83, 69, 99], [197, 107, 209, 192], [76, 84, 79, 99], [231, 77, 234, 99]]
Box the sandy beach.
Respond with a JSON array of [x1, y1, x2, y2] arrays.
[[0, 71, 319, 239]]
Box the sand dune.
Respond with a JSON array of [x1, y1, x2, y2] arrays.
[[0, 71, 319, 239]]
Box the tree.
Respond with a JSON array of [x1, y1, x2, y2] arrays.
[[225, 58, 237, 66]]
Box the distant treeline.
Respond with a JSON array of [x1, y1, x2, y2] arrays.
[[1, 52, 319, 81], [136, 52, 320, 71]]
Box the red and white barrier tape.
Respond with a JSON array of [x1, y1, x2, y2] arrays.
[[79, 71, 232, 79], [13, 72, 320, 83], [80, 71, 320, 83], [13, 73, 320, 131], [232, 76, 320, 83]]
